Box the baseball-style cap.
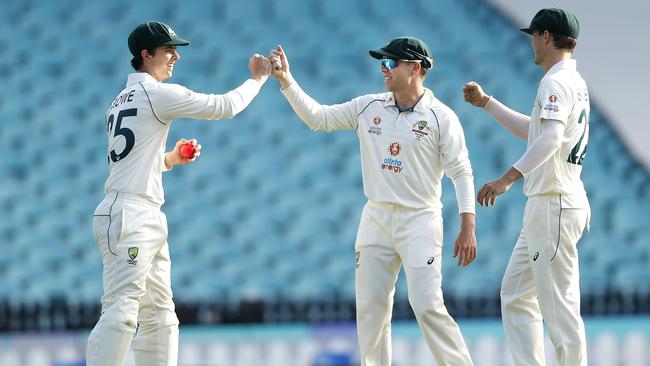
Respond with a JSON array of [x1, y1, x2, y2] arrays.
[[128, 21, 190, 56], [369, 37, 434, 69], [520, 8, 580, 38]]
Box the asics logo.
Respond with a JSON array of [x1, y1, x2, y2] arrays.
[[427, 257, 434, 265]]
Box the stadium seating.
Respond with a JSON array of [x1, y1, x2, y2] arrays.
[[1, 0, 649, 326]]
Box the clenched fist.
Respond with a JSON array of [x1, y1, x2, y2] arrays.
[[249, 54, 272, 84], [463, 81, 491, 108]]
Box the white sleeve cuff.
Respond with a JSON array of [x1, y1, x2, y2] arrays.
[[453, 172, 476, 215]]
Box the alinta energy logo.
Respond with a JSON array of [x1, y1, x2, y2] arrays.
[[382, 142, 404, 173], [368, 116, 382, 135], [544, 95, 559, 113]]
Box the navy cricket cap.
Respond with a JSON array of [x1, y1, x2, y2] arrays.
[[369, 37, 434, 69], [520, 8, 580, 38], [128, 21, 190, 56]]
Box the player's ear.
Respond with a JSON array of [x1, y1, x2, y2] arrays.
[[140, 49, 153, 63], [412, 62, 422, 77]]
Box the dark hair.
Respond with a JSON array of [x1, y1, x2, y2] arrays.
[[551, 34, 577, 52], [533, 30, 577, 52], [130, 47, 156, 70]]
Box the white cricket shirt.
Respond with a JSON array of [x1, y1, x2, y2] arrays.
[[282, 84, 475, 213], [525, 59, 590, 198], [103, 72, 261, 205]]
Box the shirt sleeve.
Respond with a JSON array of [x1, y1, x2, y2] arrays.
[[281, 83, 358, 132], [439, 112, 475, 215], [151, 79, 262, 121], [538, 78, 571, 125], [513, 119, 564, 175]]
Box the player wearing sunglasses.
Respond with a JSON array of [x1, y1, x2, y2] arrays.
[[269, 37, 477, 366]]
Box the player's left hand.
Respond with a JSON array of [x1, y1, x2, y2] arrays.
[[168, 138, 201, 168], [453, 214, 477, 266]]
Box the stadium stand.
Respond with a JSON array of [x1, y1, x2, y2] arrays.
[[1, 0, 648, 332]]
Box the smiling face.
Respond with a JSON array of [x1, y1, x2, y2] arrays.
[[142, 45, 181, 82], [380, 59, 420, 93]]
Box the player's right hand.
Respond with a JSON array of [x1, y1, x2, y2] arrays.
[[463, 81, 491, 108], [269, 45, 294, 89], [249, 54, 272, 85]]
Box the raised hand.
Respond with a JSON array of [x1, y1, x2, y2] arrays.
[[268, 45, 294, 89], [463, 81, 491, 108], [248, 54, 271, 85]]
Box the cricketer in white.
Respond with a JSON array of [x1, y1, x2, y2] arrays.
[[87, 21, 270, 366], [464, 8, 591, 366], [270, 37, 477, 366]]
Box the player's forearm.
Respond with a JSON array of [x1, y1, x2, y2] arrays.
[[214, 79, 262, 119], [459, 212, 476, 230], [282, 82, 331, 132], [453, 171, 476, 216], [163, 152, 174, 172], [512, 119, 564, 175], [484, 97, 530, 141], [278, 74, 295, 91]]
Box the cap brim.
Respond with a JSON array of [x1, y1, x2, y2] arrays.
[[369, 48, 402, 60], [520, 28, 534, 35], [162, 38, 190, 47]]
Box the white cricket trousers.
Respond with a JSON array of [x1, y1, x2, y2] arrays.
[[355, 201, 474, 366], [87, 191, 179, 366], [501, 194, 590, 366]]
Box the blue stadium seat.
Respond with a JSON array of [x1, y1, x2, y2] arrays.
[[0, 0, 648, 310]]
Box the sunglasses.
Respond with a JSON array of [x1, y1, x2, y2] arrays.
[[380, 58, 421, 71]]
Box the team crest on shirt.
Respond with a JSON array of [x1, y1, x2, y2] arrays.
[[368, 116, 383, 135], [381, 142, 404, 173], [127, 247, 139, 265], [411, 120, 429, 140], [548, 95, 557, 103]]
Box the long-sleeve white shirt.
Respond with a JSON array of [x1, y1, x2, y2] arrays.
[[524, 59, 589, 198], [103, 72, 261, 205], [282, 83, 475, 214]]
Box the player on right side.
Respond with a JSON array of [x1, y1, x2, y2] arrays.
[[463, 8, 590, 366]]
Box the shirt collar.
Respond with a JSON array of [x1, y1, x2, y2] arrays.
[[547, 59, 576, 75], [383, 88, 434, 112], [126, 72, 159, 86]]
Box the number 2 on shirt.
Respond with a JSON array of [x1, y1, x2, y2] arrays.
[[107, 108, 137, 163]]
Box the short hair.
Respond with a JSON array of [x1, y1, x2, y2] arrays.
[[130, 47, 156, 70], [533, 29, 577, 52], [551, 34, 577, 52]]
